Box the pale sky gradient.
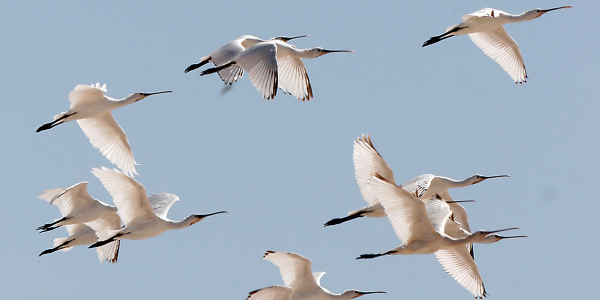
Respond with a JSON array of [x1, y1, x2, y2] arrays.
[[1, 1, 598, 299]]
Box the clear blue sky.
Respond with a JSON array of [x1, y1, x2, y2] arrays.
[[1, 1, 598, 299]]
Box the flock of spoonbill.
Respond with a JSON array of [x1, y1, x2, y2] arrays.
[[33, 4, 571, 298]]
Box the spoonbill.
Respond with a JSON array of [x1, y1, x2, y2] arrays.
[[422, 6, 572, 83], [36, 182, 119, 233], [200, 40, 354, 101], [88, 167, 227, 249], [357, 174, 525, 298], [185, 35, 308, 85], [36, 83, 172, 177], [324, 134, 507, 233], [249, 251, 385, 300]]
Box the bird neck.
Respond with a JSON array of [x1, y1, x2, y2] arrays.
[[506, 11, 538, 23], [295, 48, 321, 59], [439, 176, 472, 189], [443, 234, 478, 247], [167, 215, 197, 229]]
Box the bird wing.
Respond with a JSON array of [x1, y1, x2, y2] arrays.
[[434, 248, 486, 298], [276, 54, 312, 101], [400, 174, 435, 198], [353, 134, 395, 206], [461, 8, 495, 20], [77, 112, 138, 177], [39, 182, 93, 216], [148, 192, 179, 219], [468, 27, 527, 83], [86, 212, 122, 263], [422, 197, 452, 234], [312, 272, 326, 287], [443, 217, 473, 259], [211, 38, 247, 84], [368, 175, 438, 245], [68, 83, 106, 108], [264, 251, 319, 293], [448, 202, 472, 233], [246, 286, 293, 300], [91, 167, 155, 226], [234, 42, 279, 100], [38, 188, 66, 203]]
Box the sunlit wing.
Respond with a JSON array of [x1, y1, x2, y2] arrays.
[[91, 167, 154, 226], [368, 175, 438, 245], [434, 248, 486, 298], [67, 83, 106, 108], [443, 217, 473, 259], [39, 182, 93, 216], [86, 212, 122, 263], [469, 27, 527, 83], [422, 196, 452, 233], [353, 134, 395, 206], [263, 251, 319, 293], [276, 54, 312, 101], [148, 192, 179, 219], [246, 286, 293, 300], [400, 174, 434, 198], [211, 38, 247, 84], [78, 112, 137, 177], [448, 202, 472, 233], [462, 8, 496, 20], [235, 42, 278, 100]]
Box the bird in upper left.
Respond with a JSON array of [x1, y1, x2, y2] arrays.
[[36, 83, 172, 177]]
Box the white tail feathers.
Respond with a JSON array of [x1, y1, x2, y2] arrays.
[[53, 238, 73, 252]]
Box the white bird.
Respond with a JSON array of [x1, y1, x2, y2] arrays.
[[36, 83, 172, 177], [246, 251, 385, 300], [357, 174, 525, 298], [185, 35, 308, 85], [324, 134, 505, 232], [422, 6, 572, 83], [37, 184, 121, 263], [200, 40, 354, 101], [88, 167, 226, 248]]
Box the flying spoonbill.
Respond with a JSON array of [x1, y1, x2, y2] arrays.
[[246, 251, 385, 300], [88, 167, 226, 249], [185, 35, 308, 84], [422, 6, 572, 83], [201, 40, 353, 101], [357, 174, 525, 298], [36, 83, 172, 177]]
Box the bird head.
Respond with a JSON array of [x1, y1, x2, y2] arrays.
[[307, 47, 355, 58], [187, 211, 228, 226], [471, 227, 521, 242], [468, 174, 510, 185], [341, 290, 386, 299], [130, 90, 172, 102], [272, 35, 309, 42], [531, 6, 572, 18]]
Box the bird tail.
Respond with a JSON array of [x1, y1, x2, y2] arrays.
[[53, 237, 73, 252], [184, 55, 211, 73]]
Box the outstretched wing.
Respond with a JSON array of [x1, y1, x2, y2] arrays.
[[434, 248, 486, 298], [78, 112, 137, 177], [246, 286, 293, 300], [354, 134, 395, 206], [469, 27, 527, 83], [86, 212, 122, 263], [400, 174, 435, 198], [235, 42, 279, 100], [263, 251, 319, 293], [276, 54, 312, 101], [68, 83, 106, 108], [148, 192, 179, 219], [91, 167, 154, 226]]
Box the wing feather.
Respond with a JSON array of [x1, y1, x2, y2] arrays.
[[435, 248, 486, 298], [235, 42, 279, 100], [263, 251, 319, 293], [353, 134, 395, 206], [246, 286, 293, 300], [469, 27, 527, 83]]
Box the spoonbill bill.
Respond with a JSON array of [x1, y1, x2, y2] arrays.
[[88, 167, 226, 249], [36, 83, 172, 177], [247, 251, 385, 300], [357, 174, 525, 298], [200, 40, 353, 101], [422, 6, 572, 83], [324, 134, 507, 232], [185, 35, 308, 85]]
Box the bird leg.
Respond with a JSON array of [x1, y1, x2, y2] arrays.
[[88, 232, 126, 249], [37, 217, 68, 233], [200, 61, 236, 76], [324, 210, 370, 227], [184, 58, 210, 73], [38, 239, 73, 256], [356, 250, 397, 260], [36, 112, 76, 132], [422, 26, 464, 47]]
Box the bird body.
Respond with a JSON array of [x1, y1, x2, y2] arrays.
[[358, 174, 524, 298], [324, 134, 507, 230], [37, 184, 121, 263], [37, 183, 118, 232], [250, 251, 385, 300], [36, 83, 172, 177], [88, 167, 226, 248], [422, 6, 572, 83], [201, 40, 353, 101]]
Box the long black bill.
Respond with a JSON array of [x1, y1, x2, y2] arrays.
[[445, 200, 476, 204], [322, 49, 355, 53], [357, 291, 387, 295], [141, 91, 172, 96], [483, 227, 520, 235], [481, 175, 510, 179], [280, 35, 310, 42]]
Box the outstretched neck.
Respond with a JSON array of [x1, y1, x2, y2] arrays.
[[168, 215, 197, 229], [439, 176, 472, 189]]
